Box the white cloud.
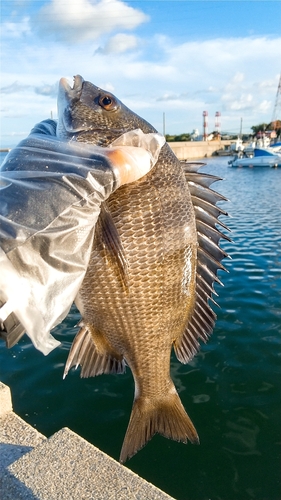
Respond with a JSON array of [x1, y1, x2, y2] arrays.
[[1, 16, 31, 38], [97, 33, 139, 54], [1, 81, 58, 98], [228, 94, 253, 111], [232, 72, 244, 84], [99, 82, 115, 92], [156, 93, 183, 102], [258, 77, 279, 91], [1, 81, 31, 94], [35, 83, 59, 97], [36, 0, 149, 42], [258, 100, 272, 113], [159, 37, 280, 92], [1, 31, 280, 143]]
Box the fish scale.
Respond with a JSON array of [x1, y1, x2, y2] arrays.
[[60, 75, 229, 463]]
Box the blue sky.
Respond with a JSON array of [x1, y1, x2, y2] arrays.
[[1, 0, 281, 147]]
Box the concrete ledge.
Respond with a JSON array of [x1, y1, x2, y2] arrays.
[[169, 140, 231, 159], [0, 382, 174, 500], [0, 383, 13, 416]]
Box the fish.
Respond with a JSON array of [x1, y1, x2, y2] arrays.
[[59, 75, 229, 463]]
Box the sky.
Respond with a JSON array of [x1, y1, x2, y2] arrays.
[[1, 0, 281, 147]]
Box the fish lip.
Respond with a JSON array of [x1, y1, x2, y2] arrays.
[[57, 75, 86, 135], [59, 75, 84, 98]]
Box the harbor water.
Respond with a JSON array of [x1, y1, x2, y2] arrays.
[[0, 155, 280, 500]]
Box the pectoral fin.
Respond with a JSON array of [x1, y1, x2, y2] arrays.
[[98, 203, 129, 290]]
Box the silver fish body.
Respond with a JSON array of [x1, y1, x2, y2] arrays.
[[60, 76, 229, 462]]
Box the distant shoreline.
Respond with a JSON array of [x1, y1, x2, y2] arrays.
[[0, 148, 11, 153]]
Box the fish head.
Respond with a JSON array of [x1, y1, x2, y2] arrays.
[[57, 75, 156, 145]]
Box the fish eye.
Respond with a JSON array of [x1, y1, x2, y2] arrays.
[[102, 96, 112, 106], [99, 94, 117, 111]]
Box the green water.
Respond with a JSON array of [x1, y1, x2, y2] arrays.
[[1, 157, 280, 500]]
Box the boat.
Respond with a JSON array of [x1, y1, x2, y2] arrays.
[[215, 138, 245, 157], [229, 143, 281, 168], [215, 146, 233, 156]]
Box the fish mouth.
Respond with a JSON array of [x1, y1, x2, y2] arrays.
[[57, 75, 86, 134], [59, 75, 84, 99]]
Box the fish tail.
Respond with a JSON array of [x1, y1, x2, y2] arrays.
[[119, 386, 199, 463]]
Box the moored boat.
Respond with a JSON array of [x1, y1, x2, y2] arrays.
[[229, 144, 281, 168]]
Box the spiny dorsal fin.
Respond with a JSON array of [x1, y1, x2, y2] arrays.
[[98, 202, 129, 290], [63, 324, 126, 379], [174, 162, 230, 363]]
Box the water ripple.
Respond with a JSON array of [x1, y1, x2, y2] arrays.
[[1, 157, 281, 500]]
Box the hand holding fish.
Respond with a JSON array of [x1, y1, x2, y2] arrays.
[[0, 122, 165, 354], [105, 129, 165, 185]]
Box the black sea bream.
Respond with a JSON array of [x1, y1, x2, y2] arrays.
[[59, 75, 229, 463]]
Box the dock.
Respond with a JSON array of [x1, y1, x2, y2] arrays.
[[1, 140, 233, 161], [168, 139, 232, 160], [0, 382, 174, 500]]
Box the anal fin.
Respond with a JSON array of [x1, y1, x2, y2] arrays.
[[63, 324, 125, 379]]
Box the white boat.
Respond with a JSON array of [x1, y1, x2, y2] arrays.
[[229, 144, 281, 168], [215, 137, 245, 157], [230, 137, 244, 153]]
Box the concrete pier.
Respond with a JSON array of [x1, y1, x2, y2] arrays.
[[168, 140, 231, 160], [0, 382, 174, 500], [1, 140, 234, 161]]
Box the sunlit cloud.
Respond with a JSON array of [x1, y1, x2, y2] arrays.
[[1, 82, 31, 94], [34, 83, 59, 97], [1, 16, 31, 38], [97, 33, 139, 54], [36, 0, 149, 42], [1, 81, 58, 98], [156, 92, 189, 102], [258, 100, 272, 113], [228, 94, 253, 111], [1, 0, 280, 146]]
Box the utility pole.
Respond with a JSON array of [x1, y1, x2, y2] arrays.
[[239, 117, 243, 138]]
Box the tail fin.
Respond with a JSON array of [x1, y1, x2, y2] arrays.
[[119, 388, 199, 463]]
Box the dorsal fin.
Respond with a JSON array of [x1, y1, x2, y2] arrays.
[[98, 202, 129, 290], [174, 162, 230, 363]]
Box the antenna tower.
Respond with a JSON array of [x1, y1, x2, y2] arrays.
[[203, 111, 208, 141], [215, 111, 221, 134], [271, 74, 281, 129]]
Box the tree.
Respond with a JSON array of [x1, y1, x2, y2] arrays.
[[269, 120, 281, 134], [251, 123, 268, 135], [166, 133, 191, 142]]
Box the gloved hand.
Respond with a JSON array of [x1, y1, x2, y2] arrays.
[[0, 123, 165, 355], [106, 129, 165, 185]]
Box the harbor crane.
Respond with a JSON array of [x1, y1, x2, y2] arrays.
[[271, 74, 281, 129]]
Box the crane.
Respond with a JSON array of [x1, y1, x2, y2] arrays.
[[271, 74, 281, 129]]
